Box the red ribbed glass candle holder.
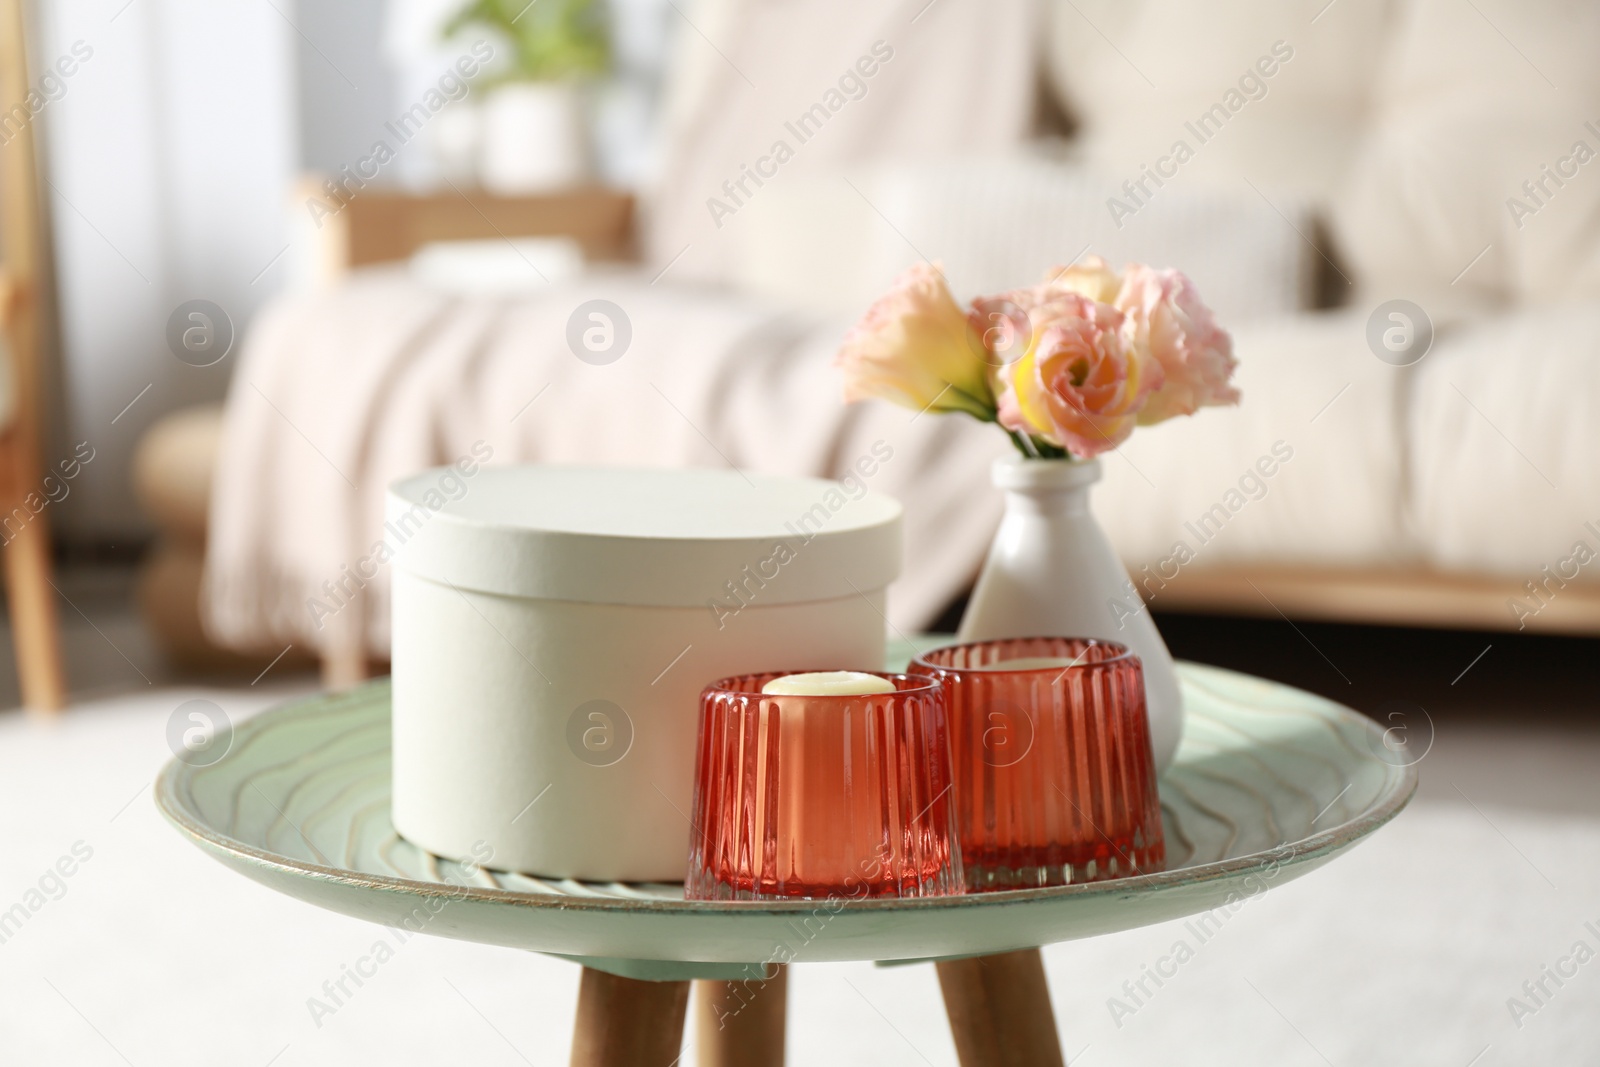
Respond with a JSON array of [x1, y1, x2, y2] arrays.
[[685, 672, 962, 901], [910, 637, 1164, 891]]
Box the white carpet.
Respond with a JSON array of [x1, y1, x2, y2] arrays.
[[1, 684, 1596, 1066]]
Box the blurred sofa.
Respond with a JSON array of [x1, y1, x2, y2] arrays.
[[136, 0, 1600, 678]]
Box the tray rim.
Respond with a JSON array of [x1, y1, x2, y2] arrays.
[[154, 664, 1418, 918]]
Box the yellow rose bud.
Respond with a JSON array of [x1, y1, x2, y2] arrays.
[[835, 261, 994, 418]]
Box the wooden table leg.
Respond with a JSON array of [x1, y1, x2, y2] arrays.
[[936, 948, 1065, 1067], [693, 964, 788, 1066], [569, 966, 691, 1067]]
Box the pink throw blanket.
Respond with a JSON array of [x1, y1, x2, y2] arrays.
[[203, 267, 1008, 657]]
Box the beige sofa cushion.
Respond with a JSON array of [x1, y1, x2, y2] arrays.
[[645, 0, 1037, 284], [1094, 308, 1414, 572], [1041, 0, 1396, 202], [729, 156, 1316, 322], [1408, 303, 1600, 578], [1333, 0, 1600, 316]]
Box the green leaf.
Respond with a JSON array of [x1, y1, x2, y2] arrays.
[[442, 0, 610, 82]]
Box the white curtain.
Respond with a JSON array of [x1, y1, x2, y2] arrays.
[[36, 0, 298, 536]]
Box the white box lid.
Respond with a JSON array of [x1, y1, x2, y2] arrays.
[[386, 465, 902, 608]]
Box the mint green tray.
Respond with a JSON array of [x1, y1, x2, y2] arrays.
[[156, 656, 1414, 981]]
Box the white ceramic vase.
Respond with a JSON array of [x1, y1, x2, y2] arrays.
[[957, 455, 1184, 771], [480, 82, 588, 194]]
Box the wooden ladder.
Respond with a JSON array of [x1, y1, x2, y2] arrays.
[[0, 0, 70, 713]]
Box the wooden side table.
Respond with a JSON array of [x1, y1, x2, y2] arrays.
[[157, 666, 1415, 1066]]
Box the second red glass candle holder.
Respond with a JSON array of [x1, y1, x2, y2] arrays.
[[686, 672, 962, 901], [910, 637, 1165, 891]]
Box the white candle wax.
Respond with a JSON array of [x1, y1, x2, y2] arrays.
[[761, 671, 896, 696]]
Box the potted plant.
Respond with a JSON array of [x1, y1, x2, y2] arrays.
[[443, 0, 609, 193], [834, 257, 1241, 772]]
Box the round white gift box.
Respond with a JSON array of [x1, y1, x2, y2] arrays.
[[388, 465, 902, 882]]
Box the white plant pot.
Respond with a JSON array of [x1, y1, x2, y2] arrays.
[[957, 456, 1184, 772], [426, 102, 483, 184], [479, 82, 588, 194]]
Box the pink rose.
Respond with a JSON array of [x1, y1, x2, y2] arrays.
[[1115, 266, 1240, 425], [835, 261, 994, 418], [1043, 256, 1123, 304], [970, 257, 1131, 371], [995, 293, 1160, 457], [836, 256, 1239, 459], [982, 257, 1123, 317]]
